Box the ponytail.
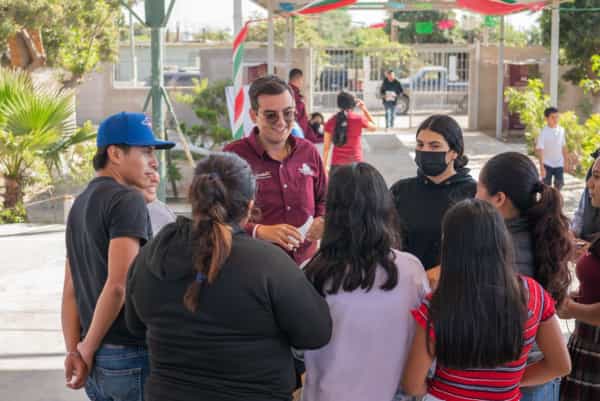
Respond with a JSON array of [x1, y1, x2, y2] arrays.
[[333, 111, 348, 146], [334, 91, 356, 146], [182, 152, 256, 312], [454, 154, 469, 170], [527, 183, 572, 305], [480, 152, 572, 305]]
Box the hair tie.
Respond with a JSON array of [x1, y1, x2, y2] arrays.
[[195, 272, 207, 283]]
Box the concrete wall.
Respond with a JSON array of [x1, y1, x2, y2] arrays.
[[476, 45, 585, 131], [25, 195, 74, 224], [76, 45, 312, 126]]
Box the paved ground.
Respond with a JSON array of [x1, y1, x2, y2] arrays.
[[0, 129, 585, 401]]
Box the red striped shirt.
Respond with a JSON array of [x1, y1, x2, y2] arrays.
[[412, 276, 555, 401]]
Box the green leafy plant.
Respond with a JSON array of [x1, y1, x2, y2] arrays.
[[175, 79, 232, 149], [541, 2, 600, 113], [0, 203, 26, 224], [505, 79, 549, 154], [581, 114, 600, 173], [1, 0, 121, 88], [0, 67, 94, 208], [579, 55, 600, 97]]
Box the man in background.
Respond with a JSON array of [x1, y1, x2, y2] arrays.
[[289, 68, 323, 143], [380, 70, 404, 130]]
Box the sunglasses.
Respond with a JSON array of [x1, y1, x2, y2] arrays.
[[260, 109, 296, 125]]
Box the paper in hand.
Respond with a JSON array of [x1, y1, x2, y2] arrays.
[[297, 215, 314, 241]]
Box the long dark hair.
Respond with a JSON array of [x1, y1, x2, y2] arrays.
[[429, 199, 526, 368], [304, 162, 401, 295], [479, 152, 572, 304], [183, 152, 256, 312], [417, 114, 468, 169], [332, 91, 356, 146]]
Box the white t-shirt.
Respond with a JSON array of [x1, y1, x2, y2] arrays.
[[384, 90, 398, 102], [536, 125, 566, 168], [147, 199, 177, 235]]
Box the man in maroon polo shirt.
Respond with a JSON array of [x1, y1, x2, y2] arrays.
[[289, 68, 323, 144], [224, 75, 326, 265]]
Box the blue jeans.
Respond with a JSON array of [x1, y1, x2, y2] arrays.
[[521, 378, 560, 401], [384, 102, 396, 128], [85, 344, 149, 401], [543, 164, 564, 190]]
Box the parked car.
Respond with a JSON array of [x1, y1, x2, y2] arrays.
[[145, 70, 201, 87]]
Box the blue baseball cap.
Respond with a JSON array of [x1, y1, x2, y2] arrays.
[[97, 112, 175, 150]]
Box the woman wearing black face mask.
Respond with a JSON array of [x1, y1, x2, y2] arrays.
[[390, 115, 476, 275]]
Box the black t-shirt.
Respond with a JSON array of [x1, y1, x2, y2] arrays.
[[66, 176, 151, 346]]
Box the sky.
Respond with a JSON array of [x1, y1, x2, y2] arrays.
[[132, 1, 540, 33]]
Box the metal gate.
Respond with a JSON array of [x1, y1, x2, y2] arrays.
[[311, 46, 472, 125]]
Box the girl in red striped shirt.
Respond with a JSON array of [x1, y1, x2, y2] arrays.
[[402, 199, 571, 401]]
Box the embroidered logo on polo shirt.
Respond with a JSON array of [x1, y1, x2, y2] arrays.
[[256, 171, 272, 180], [298, 163, 315, 176]]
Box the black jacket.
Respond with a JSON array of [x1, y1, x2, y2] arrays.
[[125, 217, 332, 401], [390, 169, 476, 269], [380, 78, 404, 104]]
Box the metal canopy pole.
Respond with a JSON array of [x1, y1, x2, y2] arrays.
[[550, 0, 560, 107], [146, 0, 168, 200], [495, 16, 505, 140], [129, 11, 138, 85], [285, 17, 292, 77], [234, 0, 243, 36], [267, 0, 275, 74]]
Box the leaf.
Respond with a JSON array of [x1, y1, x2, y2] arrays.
[[0, 67, 92, 200]]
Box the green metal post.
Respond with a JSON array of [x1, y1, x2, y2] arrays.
[[121, 0, 177, 202], [150, 25, 167, 201]]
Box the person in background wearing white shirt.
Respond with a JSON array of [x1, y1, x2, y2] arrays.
[[138, 170, 177, 235], [536, 107, 570, 191]]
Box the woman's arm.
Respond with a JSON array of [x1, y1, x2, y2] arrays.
[[323, 131, 332, 173], [356, 99, 376, 128], [559, 297, 600, 326], [401, 325, 434, 396], [426, 266, 441, 291], [520, 315, 571, 387]]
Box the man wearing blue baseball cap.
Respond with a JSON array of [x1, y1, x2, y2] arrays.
[[61, 112, 174, 400]]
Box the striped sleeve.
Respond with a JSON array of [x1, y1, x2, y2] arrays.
[[540, 286, 556, 322], [412, 296, 435, 340]]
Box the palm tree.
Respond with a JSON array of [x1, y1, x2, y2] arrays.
[[0, 67, 95, 208]]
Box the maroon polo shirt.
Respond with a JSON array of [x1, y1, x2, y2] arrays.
[[291, 84, 323, 144], [223, 128, 327, 265]]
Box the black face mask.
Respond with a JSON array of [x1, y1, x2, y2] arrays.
[[310, 122, 324, 136], [415, 150, 450, 177]]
